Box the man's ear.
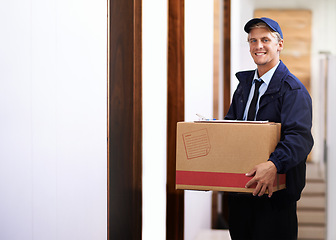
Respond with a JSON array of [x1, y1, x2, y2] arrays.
[[277, 39, 284, 52]]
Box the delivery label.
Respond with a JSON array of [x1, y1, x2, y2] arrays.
[[182, 129, 211, 159]]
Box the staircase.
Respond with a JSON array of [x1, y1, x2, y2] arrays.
[[298, 162, 326, 240]]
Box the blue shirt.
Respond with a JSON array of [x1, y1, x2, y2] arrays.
[[243, 62, 280, 120]]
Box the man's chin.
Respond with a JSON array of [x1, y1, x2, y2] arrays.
[[253, 60, 267, 66]]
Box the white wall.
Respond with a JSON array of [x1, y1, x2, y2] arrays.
[[326, 55, 336, 240], [230, 0, 255, 96], [142, 2, 214, 239], [185, 1, 214, 239], [0, 0, 107, 239], [142, 0, 167, 239]]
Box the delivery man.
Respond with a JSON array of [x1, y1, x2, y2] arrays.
[[224, 17, 314, 240]]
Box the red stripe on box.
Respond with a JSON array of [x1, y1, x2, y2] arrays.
[[176, 170, 286, 188]]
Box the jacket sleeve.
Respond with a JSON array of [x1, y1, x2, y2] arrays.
[[224, 101, 237, 120], [224, 83, 243, 120], [268, 83, 314, 174]]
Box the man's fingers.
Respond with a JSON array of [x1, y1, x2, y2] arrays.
[[268, 185, 274, 198], [244, 162, 277, 197], [254, 184, 274, 197], [253, 182, 262, 196], [252, 183, 261, 196], [249, 181, 274, 197], [258, 185, 267, 197], [245, 169, 256, 177], [245, 177, 256, 189]]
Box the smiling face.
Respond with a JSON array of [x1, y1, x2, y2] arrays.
[[248, 27, 283, 76]]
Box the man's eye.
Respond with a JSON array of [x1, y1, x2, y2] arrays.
[[249, 39, 257, 43], [263, 39, 269, 43]]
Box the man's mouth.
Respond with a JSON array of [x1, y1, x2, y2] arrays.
[[255, 52, 266, 56]]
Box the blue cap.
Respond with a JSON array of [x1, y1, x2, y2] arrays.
[[244, 17, 283, 39]]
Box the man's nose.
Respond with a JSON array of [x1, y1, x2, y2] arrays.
[[256, 40, 263, 48]]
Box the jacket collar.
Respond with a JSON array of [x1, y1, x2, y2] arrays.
[[264, 60, 289, 95], [235, 70, 254, 105], [236, 60, 289, 96]]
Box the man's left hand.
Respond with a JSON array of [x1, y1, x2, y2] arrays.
[[245, 161, 278, 198]]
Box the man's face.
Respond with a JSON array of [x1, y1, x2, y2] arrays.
[[248, 27, 283, 74]]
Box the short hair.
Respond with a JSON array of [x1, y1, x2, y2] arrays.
[[247, 22, 283, 43]]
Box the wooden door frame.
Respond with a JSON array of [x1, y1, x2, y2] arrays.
[[167, 0, 185, 239], [107, 0, 229, 238], [223, 0, 231, 116], [212, 0, 231, 230], [167, 0, 231, 236], [107, 0, 142, 239]]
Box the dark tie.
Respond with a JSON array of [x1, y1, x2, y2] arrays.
[[247, 80, 263, 121]]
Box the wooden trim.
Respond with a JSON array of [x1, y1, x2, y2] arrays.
[[107, 0, 142, 239], [167, 0, 185, 239], [213, 0, 220, 119], [212, 0, 231, 229], [223, 0, 231, 115], [221, 0, 231, 229], [211, 191, 219, 228], [212, 0, 220, 228]]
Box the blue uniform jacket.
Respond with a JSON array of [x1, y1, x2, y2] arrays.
[[225, 61, 314, 201]]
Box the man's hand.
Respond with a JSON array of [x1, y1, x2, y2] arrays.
[[245, 161, 277, 198]]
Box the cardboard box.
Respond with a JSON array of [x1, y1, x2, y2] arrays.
[[176, 121, 286, 193]]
